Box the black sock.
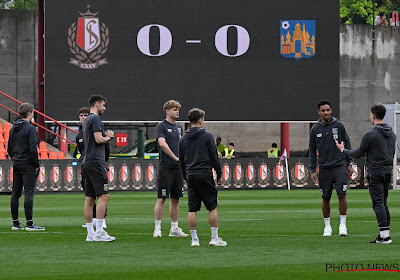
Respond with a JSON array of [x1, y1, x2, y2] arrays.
[[26, 220, 33, 226], [13, 219, 20, 225]]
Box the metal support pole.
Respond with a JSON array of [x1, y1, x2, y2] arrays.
[[137, 129, 145, 158], [280, 123, 290, 158], [38, 0, 46, 141], [372, 0, 375, 42]]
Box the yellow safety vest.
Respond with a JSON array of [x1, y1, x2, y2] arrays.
[[76, 150, 82, 159], [224, 148, 235, 158], [268, 148, 279, 158]]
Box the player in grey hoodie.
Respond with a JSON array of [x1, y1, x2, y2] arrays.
[[336, 104, 396, 244]]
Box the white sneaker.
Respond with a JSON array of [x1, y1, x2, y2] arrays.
[[153, 229, 162, 237], [86, 235, 93, 242], [169, 227, 189, 237], [191, 239, 200, 247], [323, 226, 332, 236], [209, 237, 227, 246], [339, 224, 347, 236], [93, 231, 115, 242]]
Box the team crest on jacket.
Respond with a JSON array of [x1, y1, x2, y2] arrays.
[[146, 163, 156, 189], [222, 163, 231, 188], [332, 128, 338, 140], [349, 164, 361, 187], [107, 164, 116, 190], [273, 164, 287, 187], [233, 163, 244, 188], [119, 164, 130, 190], [64, 165, 75, 191], [37, 166, 47, 191], [246, 163, 256, 188], [133, 163, 143, 190], [257, 163, 270, 188], [280, 20, 315, 60], [290, 162, 309, 187], [68, 5, 109, 69], [51, 165, 61, 191]]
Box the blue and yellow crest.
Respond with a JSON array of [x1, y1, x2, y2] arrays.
[[332, 128, 338, 135], [280, 20, 316, 60]]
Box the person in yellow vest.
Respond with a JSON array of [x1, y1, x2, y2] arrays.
[[216, 137, 226, 157], [268, 143, 281, 158], [223, 143, 236, 159]]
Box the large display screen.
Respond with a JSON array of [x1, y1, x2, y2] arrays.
[[45, 0, 339, 121]]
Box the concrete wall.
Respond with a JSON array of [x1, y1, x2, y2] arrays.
[[0, 10, 399, 153], [0, 10, 37, 123]]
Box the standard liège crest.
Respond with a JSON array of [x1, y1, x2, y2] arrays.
[[222, 163, 231, 189], [37, 166, 47, 191], [65, 165, 75, 191], [247, 163, 256, 188], [51, 165, 61, 191], [233, 162, 244, 188], [0, 167, 4, 192], [257, 163, 270, 188], [146, 163, 156, 189], [290, 162, 309, 188], [273, 164, 287, 187], [68, 5, 109, 69], [107, 164, 116, 190], [133, 163, 143, 190], [119, 164, 130, 190], [349, 164, 361, 187]]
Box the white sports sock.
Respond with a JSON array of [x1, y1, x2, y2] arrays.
[[155, 220, 161, 230], [171, 222, 178, 230], [190, 230, 198, 240], [92, 218, 97, 225], [86, 223, 94, 236], [324, 217, 331, 227], [340, 215, 346, 225], [380, 230, 389, 238], [96, 219, 104, 234], [211, 227, 218, 239]]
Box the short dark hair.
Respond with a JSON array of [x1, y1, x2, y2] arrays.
[[18, 103, 34, 118], [188, 108, 205, 123], [272, 143, 277, 148], [379, 11, 385, 17], [370, 104, 386, 120], [77, 107, 89, 115], [317, 100, 331, 110], [229, 143, 234, 147], [216, 137, 221, 141], [88, 95, 106, 108]]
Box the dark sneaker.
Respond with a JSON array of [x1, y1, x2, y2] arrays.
[[11, 224, 24, 230], [370, 234, 392, 244], [25, 224, 45, 231]]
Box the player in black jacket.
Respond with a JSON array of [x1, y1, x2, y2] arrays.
[[179, 108, 226, 247], [8, 103, 45, 231], [309, 100, 353, 237], [336, 104, 396, 244]]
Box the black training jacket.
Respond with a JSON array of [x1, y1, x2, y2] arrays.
[[7, 119, 40, 167], [343, 123, 396, 175], [178, 127, 222, 180], [309, 117, 352, 172]]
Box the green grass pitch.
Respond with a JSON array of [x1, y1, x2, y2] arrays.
[[1, 189, 400, 279]]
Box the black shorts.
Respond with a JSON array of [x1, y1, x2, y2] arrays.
[[187, 174, 218, 212], [157, 167, 184, 199], [318, 164, 348, 199], [82, 162, 109, 197]]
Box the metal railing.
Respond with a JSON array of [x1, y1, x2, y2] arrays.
[[0, 90, 78, 153]]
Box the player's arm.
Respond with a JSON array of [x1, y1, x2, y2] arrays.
[[336, 132, 371, 159], [309, 128, 318, 184], [94, 130, 114, 144], [208, 134, 222, 181], [158, 137, 179, 162], [178, 140, 186, 181]]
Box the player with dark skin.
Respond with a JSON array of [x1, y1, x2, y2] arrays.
[[310, 104, 353, 221]]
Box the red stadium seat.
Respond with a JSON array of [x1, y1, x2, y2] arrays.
[[39, 141, 48, 152], [40, 151, 49, 159], [0, 152, 6, 159], [57, 152, 65, 159], [49, 151, 57, 159], [2, 122, 11, 133]]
